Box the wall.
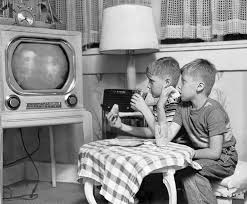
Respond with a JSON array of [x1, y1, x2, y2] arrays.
[[4, 1, 247, 185], [4, 1, 247, 168], [3, 0, 162, 166], [4, 123, 84, 164], [82, 40, 247, 162], [4, 40, 247, 169]]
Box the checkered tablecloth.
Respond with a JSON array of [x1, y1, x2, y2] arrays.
[[78, 139, 199, 204]]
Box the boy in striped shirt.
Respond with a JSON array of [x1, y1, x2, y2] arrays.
[[106, 57, 181, 139]]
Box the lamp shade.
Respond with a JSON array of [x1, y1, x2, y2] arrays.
[[100, 4, 159, 54]]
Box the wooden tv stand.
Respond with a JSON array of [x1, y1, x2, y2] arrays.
[[0, 108, 93, 203]]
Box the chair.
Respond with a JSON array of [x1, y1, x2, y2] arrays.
[[212, 160, 247, 204], [209, 87, 247, 204]]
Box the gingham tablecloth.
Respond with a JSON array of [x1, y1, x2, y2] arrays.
[[78, 139, 199, 204]]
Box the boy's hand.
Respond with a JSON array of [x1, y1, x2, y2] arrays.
[[130, 93, 148, 113], [157, 86, 178, 108], [106, 111, 122, 129]]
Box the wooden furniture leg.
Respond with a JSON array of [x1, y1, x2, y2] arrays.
[[163, 169, 177, 204], [216, 197, 232, 204], [82, 111, 93, 144], [84, 178, 97, 204], [49, 126, 56, 187], [0, 128, 3, 204], [244, 192, 247, 204]]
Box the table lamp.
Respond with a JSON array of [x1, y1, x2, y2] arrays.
[[100, 4, 159, 89]]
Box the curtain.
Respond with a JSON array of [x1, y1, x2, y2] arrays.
[[75, 0, 102, 49], [49, 0, 151, 47], [160, 0, 247, 41]]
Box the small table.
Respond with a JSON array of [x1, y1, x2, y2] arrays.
[[78, 139, 199, 204]]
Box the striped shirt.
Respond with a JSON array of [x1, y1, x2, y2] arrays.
[[153, 96, 180, 123]]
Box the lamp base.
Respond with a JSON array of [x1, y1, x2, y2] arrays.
[[127, 55, 136, 89]]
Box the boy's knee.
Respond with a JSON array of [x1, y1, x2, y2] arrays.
[[181, 172, 211, 190]]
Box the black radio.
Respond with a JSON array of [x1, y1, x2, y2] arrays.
[[101, 89, 136, 112]]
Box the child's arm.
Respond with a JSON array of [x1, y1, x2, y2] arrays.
[[194, 134, 223, 160], [156, 86, 182, 143], [194, 106, 229, 160], [130, 93, 156, 134], [120, 123, 153, 138], [106, 111, 153, 138]]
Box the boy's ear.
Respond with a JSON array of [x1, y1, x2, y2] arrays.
[[197, 82, 205, 92], [164, 77, 171, 86]]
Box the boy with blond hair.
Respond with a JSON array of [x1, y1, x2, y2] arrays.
[[106, 57, 185, 203], [106, 56, 181, 139], [156, 59, 238, 204]]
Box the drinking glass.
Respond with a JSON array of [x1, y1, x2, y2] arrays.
[[155, 124, 169, 147], [134, 89, 148, 100]]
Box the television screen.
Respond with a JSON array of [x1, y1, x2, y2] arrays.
[[11, 42, 69, 90], [6, 37, 75, 95]]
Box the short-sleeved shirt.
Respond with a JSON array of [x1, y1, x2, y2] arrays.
[[153, 96, 189, 144], [173, 98, 236, 148]]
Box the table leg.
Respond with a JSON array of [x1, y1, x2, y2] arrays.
[[84, 178, 97, 204], [82, 111, 93, 144], [0, 128, 3, 204], [49, 126, 56, 187], [163, 169, 177, 204], [244, 192, 247, 204]]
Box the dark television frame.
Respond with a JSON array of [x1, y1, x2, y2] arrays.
[[6, 37, 76, 96]]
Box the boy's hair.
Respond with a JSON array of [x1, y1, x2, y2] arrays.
[[146, 57, 180, 87], [182, 59, 217, 96]]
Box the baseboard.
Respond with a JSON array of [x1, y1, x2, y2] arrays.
[[3, 162, 25, 186], [4, 161, 78, 185], [24, 161, 78, 183]]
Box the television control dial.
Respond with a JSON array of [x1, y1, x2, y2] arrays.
[[6, 95, 21, 110], [66, 94, 78, 107]]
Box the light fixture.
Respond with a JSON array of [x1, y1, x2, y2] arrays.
[[100, 4, 159, 89]]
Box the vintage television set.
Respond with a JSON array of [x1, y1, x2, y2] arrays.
[[0, 25, 89, 129]]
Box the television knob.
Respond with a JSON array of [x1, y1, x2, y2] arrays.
[[6, 95, 21, 110], [66, 94, 78, 107]]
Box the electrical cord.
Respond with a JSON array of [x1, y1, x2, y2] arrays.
[[4, 128, 40, 167], [3, 128, 40, 201]]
